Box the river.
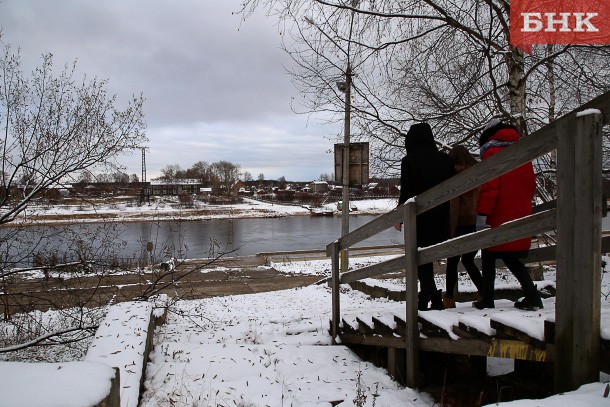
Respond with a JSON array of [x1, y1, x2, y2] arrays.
[[5, 213, 609, 268], [2, 215, 403, 267], [125, 215, 402, 259]]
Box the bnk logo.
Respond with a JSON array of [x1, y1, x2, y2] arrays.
[[510, 0, 610, 52]]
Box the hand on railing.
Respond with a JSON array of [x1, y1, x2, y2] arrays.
[[394, 223, 403, 232], [476, 215, 490, 231]]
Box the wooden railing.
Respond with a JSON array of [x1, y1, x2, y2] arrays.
[[326, 91, 610, 392]]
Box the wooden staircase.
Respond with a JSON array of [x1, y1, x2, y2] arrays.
[[332, 285, 610, 385]]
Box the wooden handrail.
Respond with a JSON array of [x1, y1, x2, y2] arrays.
[[328, 92, 608, 391], [339, 209, 556, 284], [326, 91, 610, 254]]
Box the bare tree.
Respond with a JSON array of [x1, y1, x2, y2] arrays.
[[0, 46, 146, 224], [0, 42, 146, 354], [211, 160, 241, 196], [239, 0, 609, 181], [186, 160, 211, 184], [159, 164, 182, 181], [277, 175, 287, 189], [320, 172, 331, 181]]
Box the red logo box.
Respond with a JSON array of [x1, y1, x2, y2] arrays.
[[510, 0, 610, 51]]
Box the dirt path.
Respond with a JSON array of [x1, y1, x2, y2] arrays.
[[2, 246, 405, 316], [1, 254, 323, 315]]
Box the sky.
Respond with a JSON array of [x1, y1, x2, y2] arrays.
[[0, 0, 338, 182]]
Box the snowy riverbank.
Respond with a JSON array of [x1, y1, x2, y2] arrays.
[[9, 197, 398, 225]]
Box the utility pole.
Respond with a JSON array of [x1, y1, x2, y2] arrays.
[[339, 0, 358, 274], [140, 147, 148, 204], [340, 65, 352, 274]]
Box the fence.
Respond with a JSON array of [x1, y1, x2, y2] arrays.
[[326, 91, 610, 392]]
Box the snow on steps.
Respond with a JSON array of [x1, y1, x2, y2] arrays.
[[0, 298, 168, 407], [349, 277, 556, 303], [85, 298, 168, 407]]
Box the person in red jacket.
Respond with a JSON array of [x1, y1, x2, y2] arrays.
[[473, 119, 543, 311]]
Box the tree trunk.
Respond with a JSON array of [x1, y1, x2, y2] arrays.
[[506, 46, 527, 135]]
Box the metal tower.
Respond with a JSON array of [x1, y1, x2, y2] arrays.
[[140, 147, 149, 204]]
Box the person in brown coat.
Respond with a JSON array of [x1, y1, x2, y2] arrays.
[[443, 145, 484, 308]]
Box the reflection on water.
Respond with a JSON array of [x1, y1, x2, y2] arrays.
[[8, 213, 606, 268], [2, 215, 404, 267], [130, 215, 403, 260]]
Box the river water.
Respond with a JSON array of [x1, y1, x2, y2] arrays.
[[124, 215, 402, 259], [5, 214, 609, 268], [3, 215, 403, 267]]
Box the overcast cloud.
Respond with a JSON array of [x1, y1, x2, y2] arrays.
[[0, 0, 337, 181]]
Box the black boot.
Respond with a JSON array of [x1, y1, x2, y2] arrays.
[[429, 289, 444, 311], [418, 292, 430, 311], [515, 292, 543, 311]]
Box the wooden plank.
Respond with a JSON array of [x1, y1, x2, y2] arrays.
[[544, 319, 555, 344], [340, 209, 556, 283], [417, 90, 610, 216], [387, 347, 398, 379], [341, 318, 359, 335], [348, 280, 390, 299], [571, 111, 603, 382], [387, 347, 406, 385], [457, 321, 495, 342], [356, 317, 374, 335], [440, 234, 610, 271], [372, 316, 396, 336], [555, 114, 577, 390], [394, 315, 406, 337], [331, 124, 557, 252], [418, 315, 452, 340], [340, 256, 404, 283], [487, 340, 553, 362], [575, 90, 610, 125], [339, 332, 407, 348], [331, 209, 403, 253], [419, 337, 491, 357], [341, 327, 563, 363], [555, 111, 603, 391], [452, 324, 478, 340], [403, 202, 419, 389], [330, 241, 340, 344], [489, 320, 547, 348], [417, 128, 557, 216], [419, 209, 556, 265]]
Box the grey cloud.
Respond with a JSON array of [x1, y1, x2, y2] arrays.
[[0, 0, 337, 181]]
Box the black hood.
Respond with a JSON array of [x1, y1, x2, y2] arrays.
[[405, 122, 436, 153], [479, 121, 518, 146]]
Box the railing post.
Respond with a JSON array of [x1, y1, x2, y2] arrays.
[[403, 201, 419, 388], [330, 241, 341, 344], [555, 110, 602, 392]]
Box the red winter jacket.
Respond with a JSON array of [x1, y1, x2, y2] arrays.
[[476, 127, 536, 252]]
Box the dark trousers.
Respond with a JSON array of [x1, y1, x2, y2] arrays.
[[418, 262, 437, 298], [445, 225, 483, 298], [481, 249, 538, 302]]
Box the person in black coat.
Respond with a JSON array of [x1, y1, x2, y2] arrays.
[[394, 122, 455, 310]]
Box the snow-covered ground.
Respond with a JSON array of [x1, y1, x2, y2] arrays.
[[2, 257, 609, 406], [1, 198, 610, 406], [15, 197, 398, 224]]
